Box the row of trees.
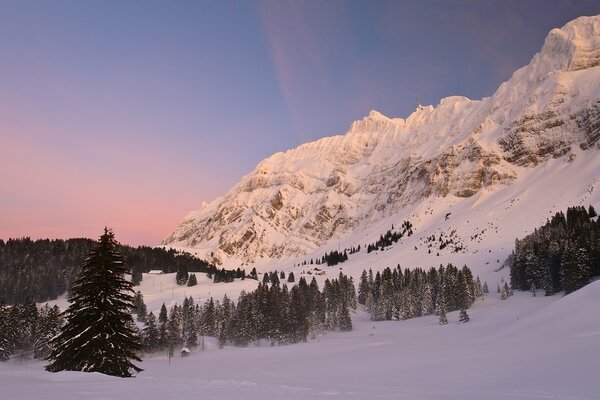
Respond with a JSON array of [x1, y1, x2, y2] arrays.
[[293, 221, 414, 268], [0, 301, 63, 361], [140, 274, 355, 354], [0, 237, 216, 304], [321, 250, 349, 266], [367, 221, 414, 253], [508, 206, 600, 294], [358, 264, 483, 322]]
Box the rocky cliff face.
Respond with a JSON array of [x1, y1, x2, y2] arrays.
[[164, 16, 600, 265]]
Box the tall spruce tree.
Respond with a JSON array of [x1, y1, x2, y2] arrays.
[[142, 312, 159, 352], [0, 305, 15, 361], [46, 229, 142, 377]]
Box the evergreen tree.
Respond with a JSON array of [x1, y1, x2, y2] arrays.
[[500, 285, 509, 300], [0, 305, 15, 361], [183, 297, 198, 348], [187, 273, 198, 287], [456, 272, 472, 311], [287, 271, 295, 283], [561, 240, 591, 294], [34, 305, 62, 360], [142, 312, 159, 352], [46, 229, 142, 377], [249, 267, 258, 280], [357, 270, 369, 306], [15, 299, 38, 360], [438, 300, 448, 325], [166, 305, 182, 360], [176, 265, 189, 286], [217, 295, 232, 348], [133, 291, 147, 323], [158, 303, 168, 350], [421, 283, 434, 316], [459, 309, 470, 323], [541, 265, 555, 296], [200, 298, 216, 337], [337, 300, 353, 331]]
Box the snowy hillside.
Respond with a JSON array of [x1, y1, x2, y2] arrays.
[[5, 278, 600, 400], [164, 15, 600, 267]]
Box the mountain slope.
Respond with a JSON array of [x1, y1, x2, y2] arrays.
[[164, 15, 600, 266]]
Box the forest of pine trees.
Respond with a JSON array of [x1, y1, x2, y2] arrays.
[[139, 273, 356, 352], [507, 205, 600, 294], [0, 237, 229, 304], [0, 300, 63, 362], [358, 264, 482, 321]]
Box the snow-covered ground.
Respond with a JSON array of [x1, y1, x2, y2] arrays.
[[4, 280, 600, 400]]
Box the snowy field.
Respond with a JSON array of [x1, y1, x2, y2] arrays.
[[3, 280, 599, 400]]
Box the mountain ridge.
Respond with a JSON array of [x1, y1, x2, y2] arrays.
[[164, 15, 600, 266]]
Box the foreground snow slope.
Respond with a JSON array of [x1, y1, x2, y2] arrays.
[[5, 281, 600, 400]]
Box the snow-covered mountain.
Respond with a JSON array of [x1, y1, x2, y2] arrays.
[[164, 15, 600, 266]]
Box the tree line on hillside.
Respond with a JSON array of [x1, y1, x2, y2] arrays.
[[176, 265, 246, 286], [294, 221, 416, 269], [139, 273, 356, 355], [508, 205, 600, 295], [367, 221, 414, 253], [358, 264, 483, 324], [0, 237, 219, 304]]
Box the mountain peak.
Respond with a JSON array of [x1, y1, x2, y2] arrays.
[[535, 14, 600, 74], [367, 110, 388, 120]]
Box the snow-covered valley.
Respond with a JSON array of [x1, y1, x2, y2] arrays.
[[3, 278, 599, 400]]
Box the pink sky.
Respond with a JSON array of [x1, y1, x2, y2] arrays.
[[2, 1, 596, 247], [0, 113, 231, 246]]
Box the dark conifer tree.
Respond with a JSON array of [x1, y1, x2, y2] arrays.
[[459, 309, 470, 323], [249, 267, 258, 280], [187, 273, 198, 287], [158, 303, 168, 350], [133, 291, 147, 323], [270, 271, 280, 285], [142, 312, 159, 352], [34, 305, 62, 360], [166, 305, 182, 359], [0, 304, 15, 361], [438, 282, 449, 325], [561, 240, 591, 294], [287, 271, 295, 283], [338, 300, 353, 331], [357, 269, 369, 305], [46, 229, 142, 377], [176, 265, 189, 286], [200, 298, 216, 337]]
